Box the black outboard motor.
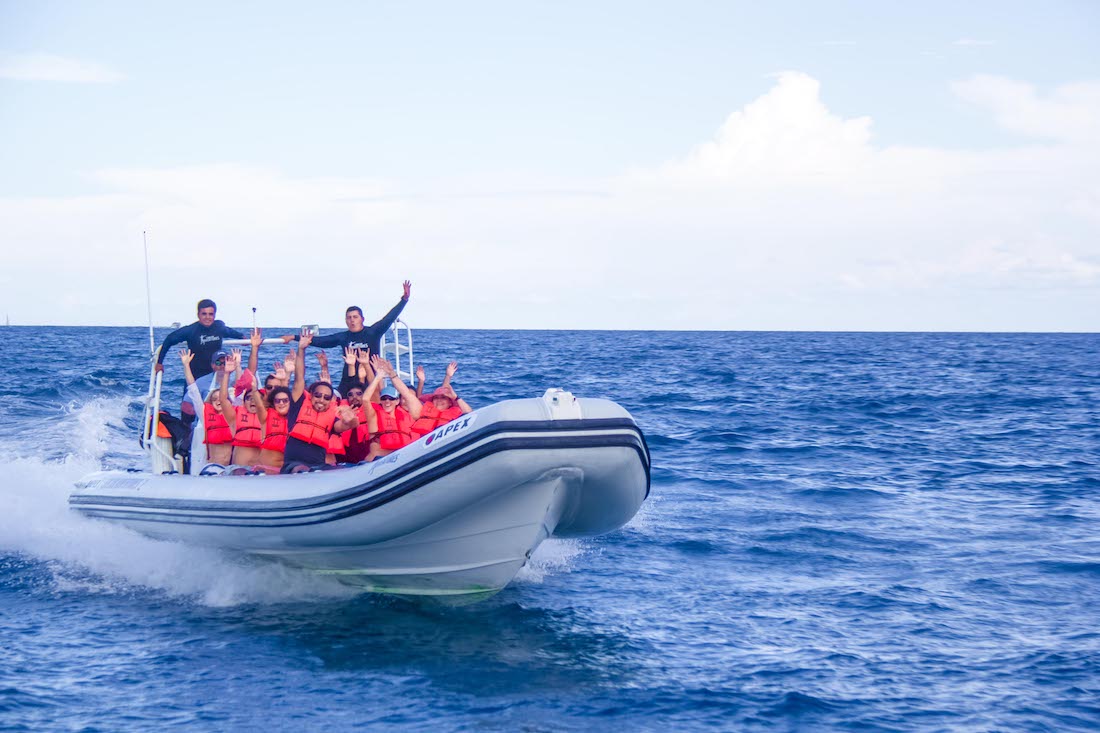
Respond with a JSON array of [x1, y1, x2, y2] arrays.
[[141, 410, 194, 474]]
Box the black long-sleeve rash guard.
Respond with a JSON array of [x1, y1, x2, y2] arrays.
[[156, 320, 246, 380], [294, 297, 408, 360]]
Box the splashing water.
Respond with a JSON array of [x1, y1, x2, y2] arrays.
[[0, 398, 361, 607]]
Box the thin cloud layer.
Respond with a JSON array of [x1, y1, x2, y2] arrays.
[[0, 53, 124, 83], [0, 72, 1097, 330], [952, 75, 1100, 143]]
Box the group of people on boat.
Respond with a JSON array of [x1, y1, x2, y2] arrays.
[[155, 282, 473, 474]]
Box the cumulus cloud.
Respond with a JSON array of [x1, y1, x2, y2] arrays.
[[613, 71, 1099, 327], [631, 72, 874, 188], [1, 72, 1097, 330], [0, 53, 124, 83]]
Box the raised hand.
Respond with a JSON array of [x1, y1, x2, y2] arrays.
[[274, 362, 287, 381], [444, 384, 458, 400], [402, 280, 412, 300], [356, 348, 371, 365], [180, 348, 194, 366], [370, 354, 396, 378], [343, 346, 356, 366], [316, 350, 328, 368], [337, 405, 358, 424], [250, 327, 262, 348], [298, 329, 313, 350], [231, 348, 243, 366], [445, 361, 458, 378], [284, 352, 297, 373], [416, 365, 425, 382]]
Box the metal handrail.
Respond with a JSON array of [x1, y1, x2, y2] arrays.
[[380, 319, 414, 384]]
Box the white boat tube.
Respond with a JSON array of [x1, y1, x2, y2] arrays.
[[70, 390, 650, 598]]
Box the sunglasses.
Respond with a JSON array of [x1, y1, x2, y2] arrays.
[[380, 395, 398, 402], [346, 390, 364, 397], [273, 397, 290, 405], [312, 392, 333, 400]]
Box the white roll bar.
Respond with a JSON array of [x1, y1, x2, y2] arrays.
[[380, 319, 414, 384]]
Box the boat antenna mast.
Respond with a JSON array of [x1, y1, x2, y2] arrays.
[[143, 230, 155, 357]]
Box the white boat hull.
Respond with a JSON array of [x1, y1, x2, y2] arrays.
[[70, 392, 650, 597]]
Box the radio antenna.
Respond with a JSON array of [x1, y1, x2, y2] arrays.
[[143, 231, 155, 356]]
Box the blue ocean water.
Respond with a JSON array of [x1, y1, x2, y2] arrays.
[[1, 327, 1098, 731]]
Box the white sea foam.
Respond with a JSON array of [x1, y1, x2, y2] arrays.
[[0, 398, 359, 607], [515, 538, 590, 585]]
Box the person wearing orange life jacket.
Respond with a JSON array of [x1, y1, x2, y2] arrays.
[[216, 352, 264, 466], [249, 385, 292, 471], [203, 390, 234, 466], [337, 381, 373, 464], [409, 361, 473, 440], [282, 330, 359, 472], [312, 349, 347, 466], [363, 355, 422, 460], [191, 348, 234, 465]]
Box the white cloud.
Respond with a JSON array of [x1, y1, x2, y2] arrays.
[[951, 75, 1100, 143], [0, 53, 124, 83], [630, 72, 874, 188], [1, 72, 1097, 330]]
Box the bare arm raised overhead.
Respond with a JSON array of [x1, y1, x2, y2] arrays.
[[292, 330, 312, 403], [247, 328, 262, 377]]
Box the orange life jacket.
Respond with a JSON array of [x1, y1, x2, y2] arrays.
[[204, 403, 233, 445], [327, 430, 346, 456], [371, 402, 413, 451], [233, 405, 263, 448], [288, 397, 337, 449], [262, 411, 288, 453], [342, 418, 369, 448], [410, 402, 464, 439]]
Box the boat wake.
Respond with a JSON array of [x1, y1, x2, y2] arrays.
[[0, 398, 362, 607]]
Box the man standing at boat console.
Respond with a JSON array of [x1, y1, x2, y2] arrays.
[[281, 280, 412, 361], [155, 299, 245, 424]]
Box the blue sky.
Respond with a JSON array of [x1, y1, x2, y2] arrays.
[[1, 1, 1098, 329]]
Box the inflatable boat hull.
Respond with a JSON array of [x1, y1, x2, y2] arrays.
[[70, 393, 650, 597]]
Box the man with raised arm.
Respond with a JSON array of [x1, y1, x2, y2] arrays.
[[282, 330, 360, 471], [155, 299, 245, 424], [282, 281, 411, 360]]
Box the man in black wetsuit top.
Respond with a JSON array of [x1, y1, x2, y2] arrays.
[[282, 281, 412, 390], [155, 299, 245, 422]]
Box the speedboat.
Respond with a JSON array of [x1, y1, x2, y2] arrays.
[[69, 323, 650, 598]]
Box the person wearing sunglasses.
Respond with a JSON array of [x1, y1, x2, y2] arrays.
[[409, 361, 473, 440], [362, 355, 423, 460], [337, 381, 372, 464], [249, 385, 292, 470], [282, 330, 360, 470]]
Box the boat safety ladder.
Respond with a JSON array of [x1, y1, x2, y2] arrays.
[[380, 318, 415, 385]]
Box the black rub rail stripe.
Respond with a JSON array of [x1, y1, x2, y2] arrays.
[[71, 418, 649, 514], [72, 434, 650, 528]]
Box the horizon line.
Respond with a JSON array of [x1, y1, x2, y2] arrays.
[[1, 324, 1096, 335]]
